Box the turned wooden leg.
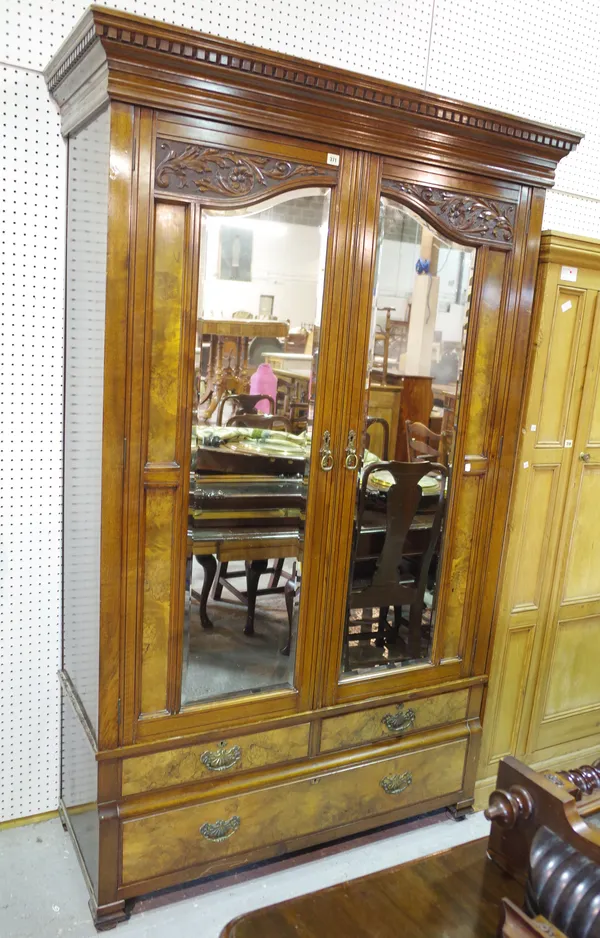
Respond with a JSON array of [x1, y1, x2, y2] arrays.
[[195, 554, 217, 629], [376, 605, 389, 647], [244, 559, 268, 636]]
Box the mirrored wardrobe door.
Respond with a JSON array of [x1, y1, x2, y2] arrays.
[[131, 127, 346, 730], [338, 197, 476, 681], [183, 187, 332, 707]]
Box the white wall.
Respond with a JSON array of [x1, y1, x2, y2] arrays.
[[2, 0, 600, 822], [201, 219, 324, 328]]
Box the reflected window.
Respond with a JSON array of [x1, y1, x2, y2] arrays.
[[340, 197, 475, 679]]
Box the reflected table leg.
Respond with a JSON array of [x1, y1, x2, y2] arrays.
[[195, 554, 217, 630]]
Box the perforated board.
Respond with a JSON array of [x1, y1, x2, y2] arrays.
[[1, 0, 599, 822]]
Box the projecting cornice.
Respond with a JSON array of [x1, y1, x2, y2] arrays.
[[44, 5, 582, 186]]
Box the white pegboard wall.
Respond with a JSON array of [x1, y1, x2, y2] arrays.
[[0, 67, 65, 822], [0, 0, 434, 88], [1, 0, 600, 824], [426, 0, 600, 206]]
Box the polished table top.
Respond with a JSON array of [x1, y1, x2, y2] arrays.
[[220, 838, 524, 938]]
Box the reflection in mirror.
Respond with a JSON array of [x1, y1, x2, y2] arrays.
[[340, 197, 475, 679], [182, 188, 331, 706]]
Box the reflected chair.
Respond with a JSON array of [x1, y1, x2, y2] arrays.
[[365, 416, 390, 460], [405, 419, 452, 466], [226, 413, 291, 432], [215, 392, 276, 425], [347, 460, 448, 662]]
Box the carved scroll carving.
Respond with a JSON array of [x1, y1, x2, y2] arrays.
[[155, 140, 336, 199], [382, 180, 516, 244]]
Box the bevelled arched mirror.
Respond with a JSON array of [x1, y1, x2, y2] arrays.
[[339, 197, 475, 679], [182, 187, 331, 706]]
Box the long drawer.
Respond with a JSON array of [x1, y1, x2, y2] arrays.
[[319, 689, 469, 753], [121, 736, 467, 886], [122, 723, 311, 796]]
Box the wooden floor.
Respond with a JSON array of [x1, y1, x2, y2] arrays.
[[221, 838, 523, 938]]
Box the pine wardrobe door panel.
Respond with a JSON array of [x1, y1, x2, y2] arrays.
[[531, 290, 600, 751]]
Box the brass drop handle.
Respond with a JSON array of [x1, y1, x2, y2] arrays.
[[200, 741, 242, 772], [381, 704, 417, 735], [199, 816, 241, 842], [380, 771, 413, 795], [580, 452, 591, 462], [319, 430, 334, 471], [345, 429, 359, 470]]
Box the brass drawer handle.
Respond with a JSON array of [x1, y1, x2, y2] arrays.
[[345, 429, 359, 470], [200, 741, 242, 772], [199, 816, 241, 842], [380, 771, 413, 795], [320, 430, 334, 471], [381, 704, 416, 735]]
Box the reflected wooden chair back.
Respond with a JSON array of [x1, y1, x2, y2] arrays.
[[226, 413, 291, 432], [405, 419, 451, 466], [349, 459, 448, 659], [365, 416, 390, 461], [216, 392, 276, 425]]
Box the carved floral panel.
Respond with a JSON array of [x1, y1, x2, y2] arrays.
[[382, 180, 516, 245], [155, 139, 337, 200]]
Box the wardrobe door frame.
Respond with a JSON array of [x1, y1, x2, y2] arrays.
[[120, 109, 382, 744], [318, 157, 545, 707]]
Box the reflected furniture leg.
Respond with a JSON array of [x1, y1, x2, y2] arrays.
[[269, 558, 285, 589], [212, 561, 228, 600], [244, 559, 269, 636], [282, 562, 298, 656], [195, 554, 217, 629], [376, 606, 388, 647]]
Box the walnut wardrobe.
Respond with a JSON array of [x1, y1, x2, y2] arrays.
[[45, 6, 580, 928]]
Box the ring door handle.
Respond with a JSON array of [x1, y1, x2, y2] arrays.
[[320, 430, 334, 471], [345, 429, 359, 470]]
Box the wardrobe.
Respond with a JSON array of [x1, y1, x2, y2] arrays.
[[476, 231, 600, 805], [45, 7, 579, 927]]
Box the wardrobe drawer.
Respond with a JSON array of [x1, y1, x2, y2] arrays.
[[319, 689, 469, 753], [122, 723, 311, 796], [121, 736, 467, 885]]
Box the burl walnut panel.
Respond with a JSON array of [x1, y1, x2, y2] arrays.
[[122, 723, 311, 795], [121, 737, 468, 885], [319, 690, 469, 753]]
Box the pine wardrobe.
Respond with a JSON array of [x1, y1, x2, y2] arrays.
[[476, 231, 600, 805], [46, 6, 580, 927]]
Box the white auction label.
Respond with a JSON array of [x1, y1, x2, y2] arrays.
[[523, 461, 529, 469], [565, 439, 573, 448], [560, 266, 578, 282], [327, 153, 340, 166], [561, 300, 573, 312], [530, 424, 537, 431]]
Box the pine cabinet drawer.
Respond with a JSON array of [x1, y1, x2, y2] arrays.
[[121, 736, 467, 885], [319, 690, 469, 753], [122, 723, 311, 796]]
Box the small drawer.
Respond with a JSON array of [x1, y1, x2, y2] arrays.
[[122, 723, 310, 796], [319, 689, 469, 753], [121, 736, 467, 885]]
